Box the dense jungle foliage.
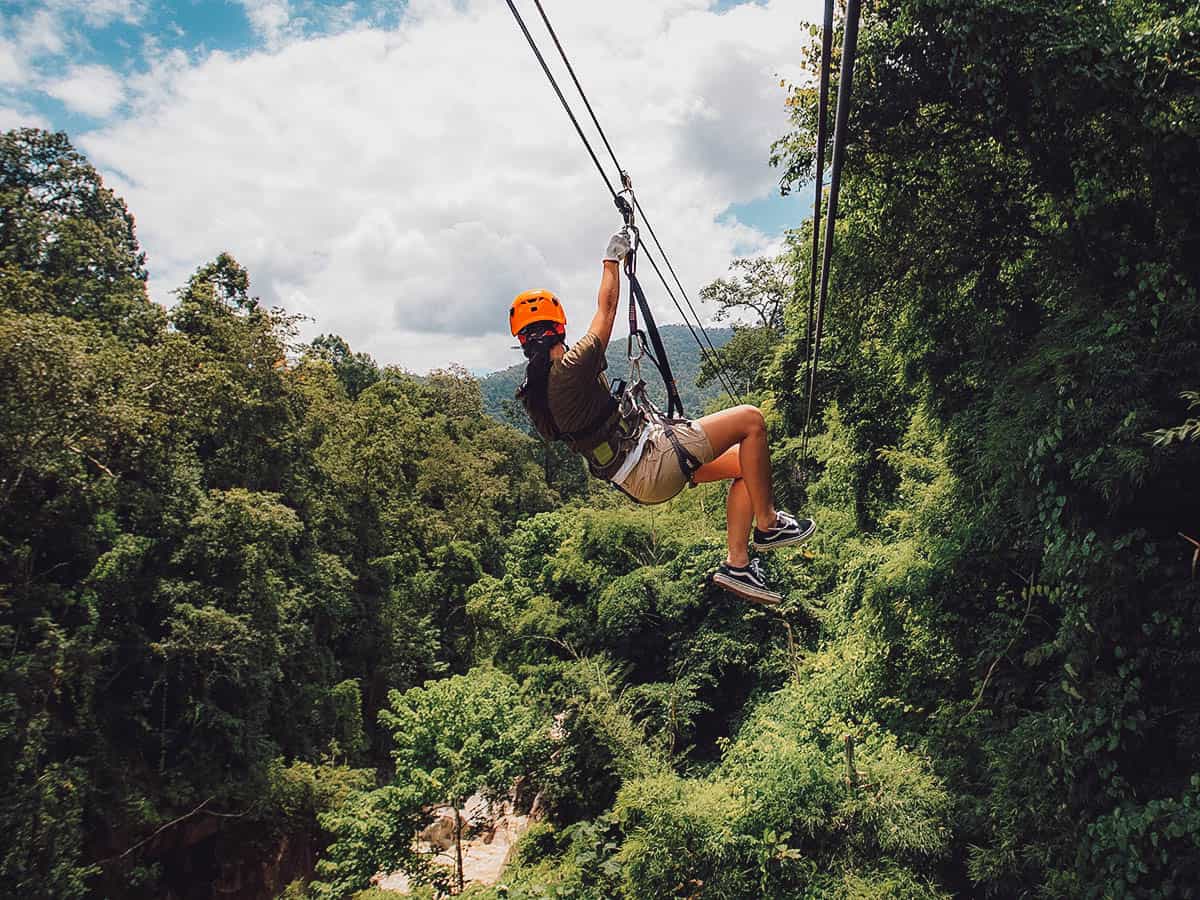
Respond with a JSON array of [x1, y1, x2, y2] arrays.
[[2, 0, 1200, 897]]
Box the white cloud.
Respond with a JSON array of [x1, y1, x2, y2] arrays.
[[12, 8, 67, 59], [313, 2, 361, 35], [0, 105, 50, 130], [83, 0, 821, 372], [0, 0, 144, 88], [60, 0, 145, 29], [237, 0, 294, 46], [234, 1, 370, 49], [44, 63, 125, 116], [0, 39, 24, 84]]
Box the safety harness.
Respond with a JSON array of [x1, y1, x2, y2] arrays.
[[537, 377, 642, 481]]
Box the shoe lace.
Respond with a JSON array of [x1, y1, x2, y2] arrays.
[[748, 558, 765, 580]]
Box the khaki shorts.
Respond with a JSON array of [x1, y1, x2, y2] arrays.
[[616, 420, 716, 504]]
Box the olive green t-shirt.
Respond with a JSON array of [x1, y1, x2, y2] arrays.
[[547, 332, 612, 437]]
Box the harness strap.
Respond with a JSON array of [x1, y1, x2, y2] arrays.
[[554, 395, 619, 444], [665, 420, 702, 485], [651, 412, 702, 488], [626, 264, 686, 420], [617, 178, 686, 422], [629, 380, 702, 490]]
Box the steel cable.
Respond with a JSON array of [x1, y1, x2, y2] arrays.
[[528, 0, 739, 404], [800, 0, 836, 463], [506, 0, 742, 404], [801, 0, 862, 454]]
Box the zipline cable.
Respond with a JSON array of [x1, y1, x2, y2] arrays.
[[800, 0, 836, 464], [503, 0, 716, 407], [506, 0, 742, 405], [632, 204, 740, 404], [528, 0, 623, 188], [802, 0, 862, 452], [528, 0, 740, 405], [502, 0, 617, 196]]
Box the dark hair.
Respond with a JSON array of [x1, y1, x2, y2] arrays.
[[516, 330, 564, 441]]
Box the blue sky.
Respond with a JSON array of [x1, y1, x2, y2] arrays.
[[2, 0, 818, 371]]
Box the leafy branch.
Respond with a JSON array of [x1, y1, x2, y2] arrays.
[[1146, 391, 1200, 445]]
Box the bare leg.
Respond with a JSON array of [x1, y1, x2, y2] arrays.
[[696, 405, 778, 528], [694, 447, 751, 566], [693, 446, 740, 483], [726, 478, 752, 567]]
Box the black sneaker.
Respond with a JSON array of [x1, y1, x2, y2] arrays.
[[712, 559, 783, 605], [752, 510, 816, 551]]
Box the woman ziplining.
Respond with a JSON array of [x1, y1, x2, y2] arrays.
[[497, 0, 834, 602], [507, 226, 816, 606]]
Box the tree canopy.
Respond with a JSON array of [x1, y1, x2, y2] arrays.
[[2, 0, 1199, 894]]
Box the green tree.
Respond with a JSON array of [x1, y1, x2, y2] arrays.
[[305, 333, 381, 400], [700, 255, 790, 332], [0, 130, 564, 896], [0, 128, 163, 341], [382, 669, 548, 894], [697, 324, 778, 399], [765, 0, 1200, 895], [698, 254, 793, 397], [1147, 390, 1200, 445]]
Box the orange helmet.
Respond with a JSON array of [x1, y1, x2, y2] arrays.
[[509, 289, 566, 339]]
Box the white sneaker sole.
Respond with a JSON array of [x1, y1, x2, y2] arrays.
[[751, 519, 817, 552], [712, 572, 783, 605]]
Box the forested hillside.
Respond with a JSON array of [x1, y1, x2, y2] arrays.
[[479, 324, 734, 423], [2, 0, 1199, 898]]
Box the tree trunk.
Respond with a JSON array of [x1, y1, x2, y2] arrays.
[[453, 801, 464, 895], [844, 733, 858, 796]]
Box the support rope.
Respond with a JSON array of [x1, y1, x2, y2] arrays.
[[801, 0, 862, 454], [800, 0, 836, 464]]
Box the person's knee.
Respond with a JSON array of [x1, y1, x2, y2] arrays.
[[738, 405, 766, 439]]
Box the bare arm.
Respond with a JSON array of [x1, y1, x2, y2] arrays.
[[586, 260, 622, 349]]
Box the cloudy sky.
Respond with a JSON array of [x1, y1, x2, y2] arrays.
[[2, 0, 819, 372]]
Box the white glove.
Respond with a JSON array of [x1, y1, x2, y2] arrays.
[[603, 230, 631, 263]]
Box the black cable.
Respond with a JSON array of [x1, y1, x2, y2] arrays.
[[528, 0, 731, 386], [800, 0, 836, 463], [635, 200, 740, 402], [529, 0, 623, 180], [802, 0, 862, 451], [503, 0, 617, 197], [523, 0, 742, 405], [507, 0, 734, 406], [637, 240, 732, 404]]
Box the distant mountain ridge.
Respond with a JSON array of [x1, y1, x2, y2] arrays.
[[480, 323, 733, 423]]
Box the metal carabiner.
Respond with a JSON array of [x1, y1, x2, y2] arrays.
[[628, 330, 645, 364], [617, 170, 636, 228], [623, 224, 640, 279], [627, 330, 645, 386]]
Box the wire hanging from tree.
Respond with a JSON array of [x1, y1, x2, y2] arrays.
[[800, 0, 836, 463], [801, 0, 863, 461]]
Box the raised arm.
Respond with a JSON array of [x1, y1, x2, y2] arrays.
[[586, 231, 632, 350]]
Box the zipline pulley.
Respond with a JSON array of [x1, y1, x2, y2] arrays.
[[615, 170, 636, 228]]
